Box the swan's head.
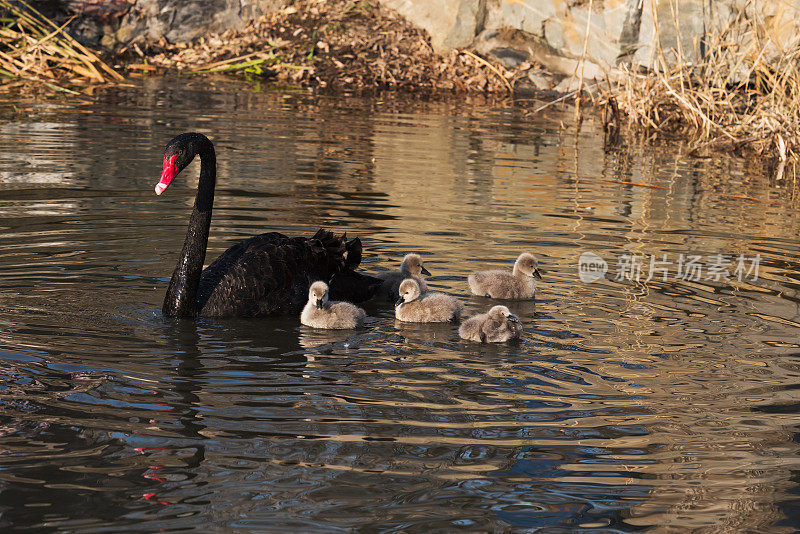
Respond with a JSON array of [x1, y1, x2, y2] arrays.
[[489, 305, 520, 324], [308, 281, 330, 309], [515, 253, 542, 279], [155, 133, 211, 195], [396, 278, 422, 306], [400, 253, 431, 277]]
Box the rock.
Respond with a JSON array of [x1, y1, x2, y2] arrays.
[[379, 0, 628, 82], [632, 0, 704, 67], [552, 75, 580, 94], [117, 0, 289, 45], [485, 0, 627, 79], [527, 70, 554, 91], [500, 0, 557, 37], [69, 16, 103, 47], [65, 0, 290, 49], [376, 0, 800, 91], [380, 0, 486, 51], [490, 46, 528, 67]]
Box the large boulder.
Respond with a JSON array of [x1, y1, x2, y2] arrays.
[[377, 0, 800, 82], [116, 0, 288, 45], [379, 0, 487, 50], [62, 0, 288, 48]]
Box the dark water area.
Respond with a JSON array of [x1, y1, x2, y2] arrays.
[[1, 77, 800, 532]]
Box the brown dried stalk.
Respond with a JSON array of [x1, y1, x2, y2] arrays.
[[0, 0, 122, 93], [608, 0, 800, 170]]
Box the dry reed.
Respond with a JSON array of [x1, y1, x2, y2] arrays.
[[606, 0, 800, 176], [0, 0, 122, 94]]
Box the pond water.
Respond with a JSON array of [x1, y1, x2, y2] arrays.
[[1, 77, 800, 532]]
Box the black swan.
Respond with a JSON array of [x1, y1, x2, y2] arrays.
[[155, 132, 381, 317]]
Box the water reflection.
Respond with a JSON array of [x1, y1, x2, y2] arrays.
[[0, 78, 799, 531]]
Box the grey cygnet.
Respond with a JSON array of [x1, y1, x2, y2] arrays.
[[395, 278, 463, 323], [467, 252, 541, 299], [459, 305, 523, 343], [301, 281, 366, 329]]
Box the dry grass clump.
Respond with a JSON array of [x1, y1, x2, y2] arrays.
[[0, 0, 122, 94], [607, 3, 800, 175], [134, 0, 520, 93]]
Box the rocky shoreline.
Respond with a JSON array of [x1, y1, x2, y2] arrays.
[[40, 0, 611, 95], [4, 1, 799, 167], [120, 0, 539, 95]]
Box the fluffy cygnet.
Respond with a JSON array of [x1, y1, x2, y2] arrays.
[[459, 305, 523, 343], [301, 281, 366, 329], [467, 252, 541, 299], [378, 253, 430, 299], [395, 278, 463, 323]]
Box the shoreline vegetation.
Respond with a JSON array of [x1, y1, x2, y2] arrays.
[[0, 0, 122, 94], [609, 3, 799, 180], [0, 0, 797, 175], [125, 0, 522, 94]]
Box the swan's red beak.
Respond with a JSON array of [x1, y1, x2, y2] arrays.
[[155, 153, 180, 195]]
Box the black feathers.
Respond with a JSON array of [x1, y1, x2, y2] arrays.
[[194, 230, 378, 318], [158, 133, 379, 318]]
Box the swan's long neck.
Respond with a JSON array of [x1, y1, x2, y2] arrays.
[[163, 144, 216, 317]]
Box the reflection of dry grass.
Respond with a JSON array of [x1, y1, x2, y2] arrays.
[[0, 0, 122, 94], [606, 1, 799, 177]]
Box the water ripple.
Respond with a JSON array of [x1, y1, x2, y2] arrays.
[[0, 80, 799, 531]]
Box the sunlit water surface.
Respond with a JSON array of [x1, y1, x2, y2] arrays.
[[1, 78, 800, 532]]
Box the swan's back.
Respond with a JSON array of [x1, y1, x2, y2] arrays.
[[395, 291, 463, 323], [196, 230, 376, 317]]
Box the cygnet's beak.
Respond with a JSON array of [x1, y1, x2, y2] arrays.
[[421, 266, 431, 276], [395, 297, 405, 307], [533, 268, 542, 279], [508, 314, 521, 323], [315, 298, 324, 309]]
